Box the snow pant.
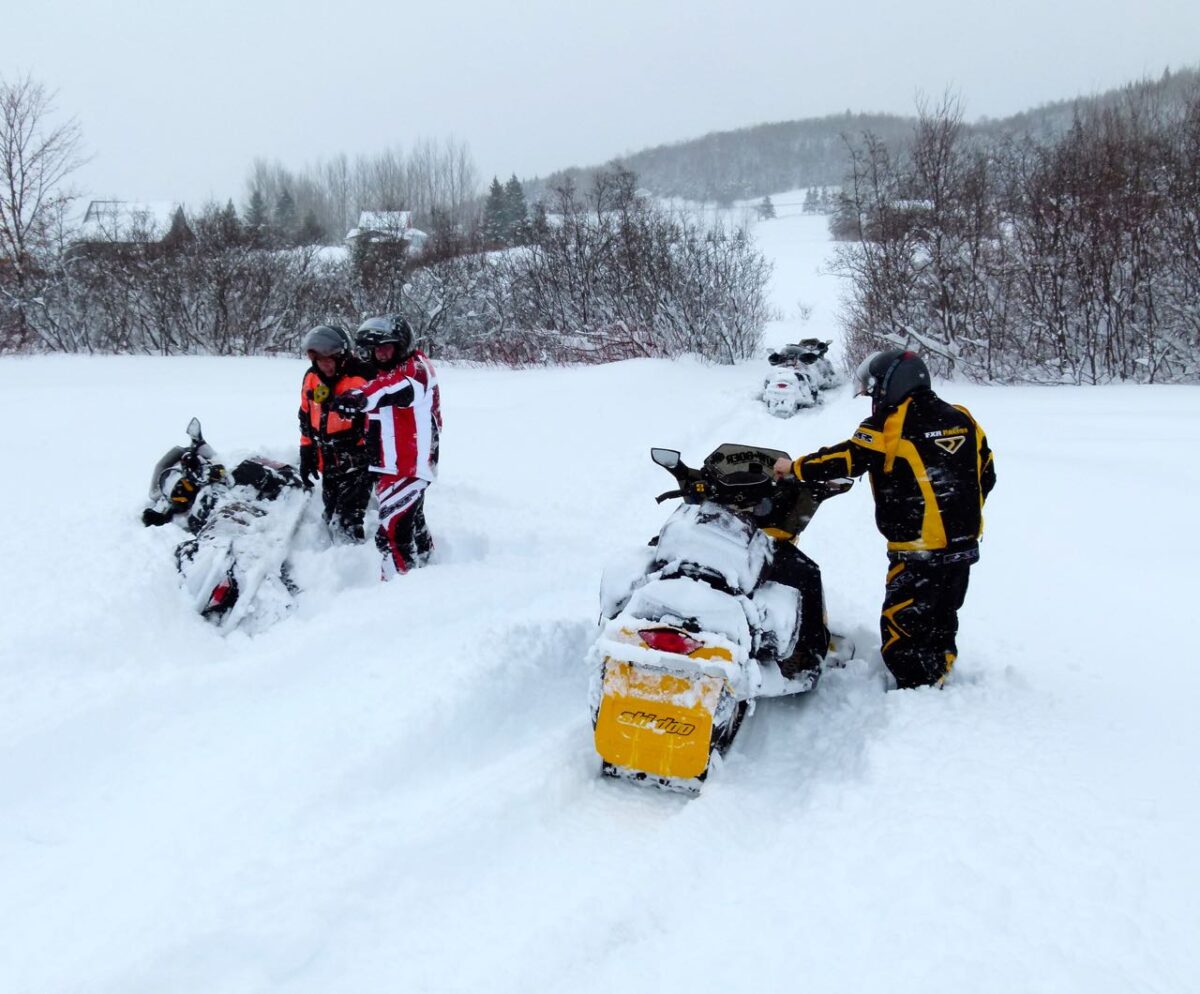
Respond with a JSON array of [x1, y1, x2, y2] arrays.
[[881, 556, 973, 689], [319, 450, 372, 544], [766, 540, 830, 679], [374, 475, 433, 579]]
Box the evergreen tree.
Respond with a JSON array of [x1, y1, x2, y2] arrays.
[[273, 188, 297, 244], [295, 209, 326, 246], [162, 207, 194, 252], [245, 189, 268, 246], [802, 187, 818, 213], [482, 177, 507, 245], [757, 195, 776, 220], [217, 199, 242, 245], [503, 174, 529, 243]]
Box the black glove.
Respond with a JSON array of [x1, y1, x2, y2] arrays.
[[299, 446, 319, 489], [332, 389, 367, 415], [142, 506, 174, 527]]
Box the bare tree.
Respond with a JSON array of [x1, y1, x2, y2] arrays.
[[0, 75, 85, 347]]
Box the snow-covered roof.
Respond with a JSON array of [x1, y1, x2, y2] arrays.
[[78, 201, 187, 242], [345, 211, 427, 250], [355, 210, 412, 234]]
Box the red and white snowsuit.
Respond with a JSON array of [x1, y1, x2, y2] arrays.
[[359, 350, 442, 577]]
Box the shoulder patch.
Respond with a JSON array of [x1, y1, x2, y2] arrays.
[[853, 429, 875, 443]]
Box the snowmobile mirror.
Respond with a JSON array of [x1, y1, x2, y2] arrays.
[[650, 448, 682, 471], [186, 418, 204, 444]]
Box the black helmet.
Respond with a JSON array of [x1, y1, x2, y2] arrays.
[[854, 349, 930, 413], [356, 314, 413, 357], [302, 324, 351, 358]]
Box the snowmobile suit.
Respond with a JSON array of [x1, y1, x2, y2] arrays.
[[360, 350, 441, 480], [358, 350, 442, 576], [785, 388, 995, 687], [299, 363, 371, 541], [880, 557, 971, 689], [373, 476, 433, 578]]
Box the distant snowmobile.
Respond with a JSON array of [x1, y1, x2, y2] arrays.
[[761, 339, 839, 417], [142, 418, 309, 633], [588, 443, 852, 793]]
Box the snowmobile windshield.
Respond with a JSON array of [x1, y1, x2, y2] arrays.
[[703, 443, 789, 479], [148, 446, 187, 500], [780, 343, 826, 364], [701, 444, 788, 510]]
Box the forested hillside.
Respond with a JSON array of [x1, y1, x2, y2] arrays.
[[529, 67, 1199, 204]]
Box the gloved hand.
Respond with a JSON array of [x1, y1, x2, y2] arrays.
[[332, 389, 367, 415], [142, 506, 174, 527], [299, 446, 319, 490]]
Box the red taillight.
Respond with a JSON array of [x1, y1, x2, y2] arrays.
[[776, 383, 789, 389], [638, 628, 703, 655], [207, 581, 233, 609]]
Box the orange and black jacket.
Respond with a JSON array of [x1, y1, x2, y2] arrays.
[[299, 365, 368, 469], [787, 389, 996, 561]]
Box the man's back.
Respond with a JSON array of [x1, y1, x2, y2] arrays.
[[854, 389, 993, 557]]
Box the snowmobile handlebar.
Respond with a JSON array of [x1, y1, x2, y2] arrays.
[[650, 446, 853, 527]]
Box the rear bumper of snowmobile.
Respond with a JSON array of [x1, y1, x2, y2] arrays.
[[591, 619, 748, 789], [594, 659, 726, 782]]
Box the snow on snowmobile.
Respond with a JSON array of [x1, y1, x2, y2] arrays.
[[761, 339, 839, 417], [588, 443, 852, 793], [142, 418, 310, 632]]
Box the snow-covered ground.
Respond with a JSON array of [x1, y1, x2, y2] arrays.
[[3, 212, 1198, 994]]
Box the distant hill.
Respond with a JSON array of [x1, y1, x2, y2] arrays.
[[526, 66, 1200, 205]]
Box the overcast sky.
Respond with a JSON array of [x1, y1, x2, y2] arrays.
[[5, 0, 1198, 208]]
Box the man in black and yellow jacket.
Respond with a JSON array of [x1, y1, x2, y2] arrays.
[[773, 349, 996, 689]]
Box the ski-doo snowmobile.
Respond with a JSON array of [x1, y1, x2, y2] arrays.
[[589, 443, 852, 793], [142, 418, 309, 632], [762, 339, 839, 416]]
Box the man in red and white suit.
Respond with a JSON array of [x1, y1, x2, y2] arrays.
[[336, 315, 442, 579]]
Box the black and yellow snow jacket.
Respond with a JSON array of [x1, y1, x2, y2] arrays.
[[786, 389, 996, 562]]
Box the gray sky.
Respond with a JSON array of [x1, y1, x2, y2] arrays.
[[6, 0, 1198, 207]]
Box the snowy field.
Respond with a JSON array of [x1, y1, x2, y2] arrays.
[[3, 212, 1199, 994]]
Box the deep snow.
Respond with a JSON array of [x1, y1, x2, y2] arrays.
[[2, 212, 1199, 994]]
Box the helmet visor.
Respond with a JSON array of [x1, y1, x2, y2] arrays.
[[358, 317, 395, 337], [853, 354, 875, 397], [307, 344, 342, 359]]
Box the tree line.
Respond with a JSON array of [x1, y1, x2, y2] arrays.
[[833, 81, 1200, 383], [242, 139, 480, 245], [2, 78, 772, 366]]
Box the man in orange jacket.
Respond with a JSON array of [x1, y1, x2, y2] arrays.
[[298, 325, 373, 543]]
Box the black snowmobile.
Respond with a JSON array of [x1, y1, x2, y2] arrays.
[[762, 339, 840, 416], [143, 418, 309, 632]]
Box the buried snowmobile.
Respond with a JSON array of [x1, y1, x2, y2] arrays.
[[761, 339, 840, 417], [588, 443, 852, 793], [142, 418, 310, 632]]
